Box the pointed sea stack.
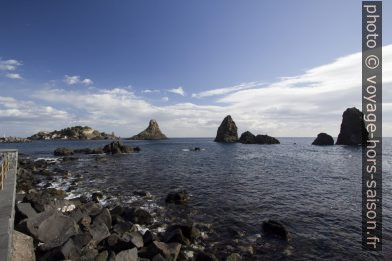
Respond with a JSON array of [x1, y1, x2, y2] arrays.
[[130, 119, 167, 140], [336, 107, 369, 145], [214, 115, 238, 143], [312, 133, 334, 145]]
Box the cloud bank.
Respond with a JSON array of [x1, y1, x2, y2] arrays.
[[0, 45, 391, 137]]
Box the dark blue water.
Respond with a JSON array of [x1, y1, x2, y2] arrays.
[[2, 138, 391, 260]]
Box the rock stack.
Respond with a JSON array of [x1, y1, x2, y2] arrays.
[[312, 133, 334, 146], [129, 120, 167, 140], [214, 115, 238, 143], [336, 107, 369, 145], [239, 131, 279, 144]]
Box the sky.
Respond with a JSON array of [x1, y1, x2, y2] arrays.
[[0, 0, 391, 137]]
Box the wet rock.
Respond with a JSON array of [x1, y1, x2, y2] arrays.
[[133, 190, 152, 198], [128, 231, 144, 248], [261, 219, 289, 241], [165, 190, 190, 204], [312, 133, 334, 145], [54, 147, 74, 156], [123, 207, 153, 225], [130, 119, 168, 140], [11, 230, 35, 261], [24, 209, 56, 238], [115, 248, 138, 261], [166, 224, 200, 242], [336, 107, 369, 145], [239, 131, 256, 144], [214, 115, 238, 143], [103, 141, 134, 154], [255, 135, 280, 144]]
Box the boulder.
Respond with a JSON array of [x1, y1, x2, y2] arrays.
[[36, 212, 80, 250], [16, 202, 37, 220], [239, 131, 256, 144], [94, 208, 112, 229], [59, 238, 81, 260], [226, 253, 242, 261], [130, 119, 168, 140], [165, 190, 190, 205], [11, 230, 35, 261], [54, 147, 74, 156], [214, 115, 238, 143], [261, 219, 289, 241], [103, 141, 134, 154], [146, 241, 181, 261], [96, 251, 109, 261], [89, 221, 110, 244], [115, 248, 138, 261], [123, 207, 153, 225], [166, 224, 200, 242], [312, 133, 334, 145], [255, 135, 280, 144], [164, 228, 189, 245], [336, 107, 369, 145]]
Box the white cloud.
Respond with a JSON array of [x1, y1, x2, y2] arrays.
[[162, 97, 169, 102], [142, 89, 160, 94], [5, 73, 22, 80], [64, 75, 94, 86], [168, 86, 185, 96], [192, 81, 264, 98], [0, 59, 22, 71], [0, 59, 23, 79]]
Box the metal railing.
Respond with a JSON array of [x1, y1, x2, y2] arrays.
[[0, 150, 18, 191]]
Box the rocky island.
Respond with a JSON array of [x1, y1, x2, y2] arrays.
[[128, 120, 167, 140], [312, 133, 334, 146], [29, 126, 118, 140], [336, 107, 369, 145], [215, 115, 280, 144]]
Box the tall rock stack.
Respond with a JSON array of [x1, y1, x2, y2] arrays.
[[336, 107, 369, 145], [130, 119, 168, 140], [214, 115, 238, 143]]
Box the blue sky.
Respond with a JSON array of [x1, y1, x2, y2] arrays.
[[0, 0, 391, 137]]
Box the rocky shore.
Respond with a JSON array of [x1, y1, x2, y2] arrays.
[[13, 144, 292, 260]]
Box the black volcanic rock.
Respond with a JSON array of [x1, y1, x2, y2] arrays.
[[54, 147, 74, 156], [129, 119, 167, 140], [103, 141, 134, 154], [336, 107, 369, 145], [312, 133, 334, 145], [214, 115, 238, 143], [239, 131, 256, 144], [255, 135, 280, 144]]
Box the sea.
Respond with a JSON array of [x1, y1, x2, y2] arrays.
[[1, 137, 391, 260]]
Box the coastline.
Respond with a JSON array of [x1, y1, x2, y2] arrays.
[[13, 152, 291, 260]]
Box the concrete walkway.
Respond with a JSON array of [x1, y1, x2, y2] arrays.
[[0, 162, 17, 261]]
